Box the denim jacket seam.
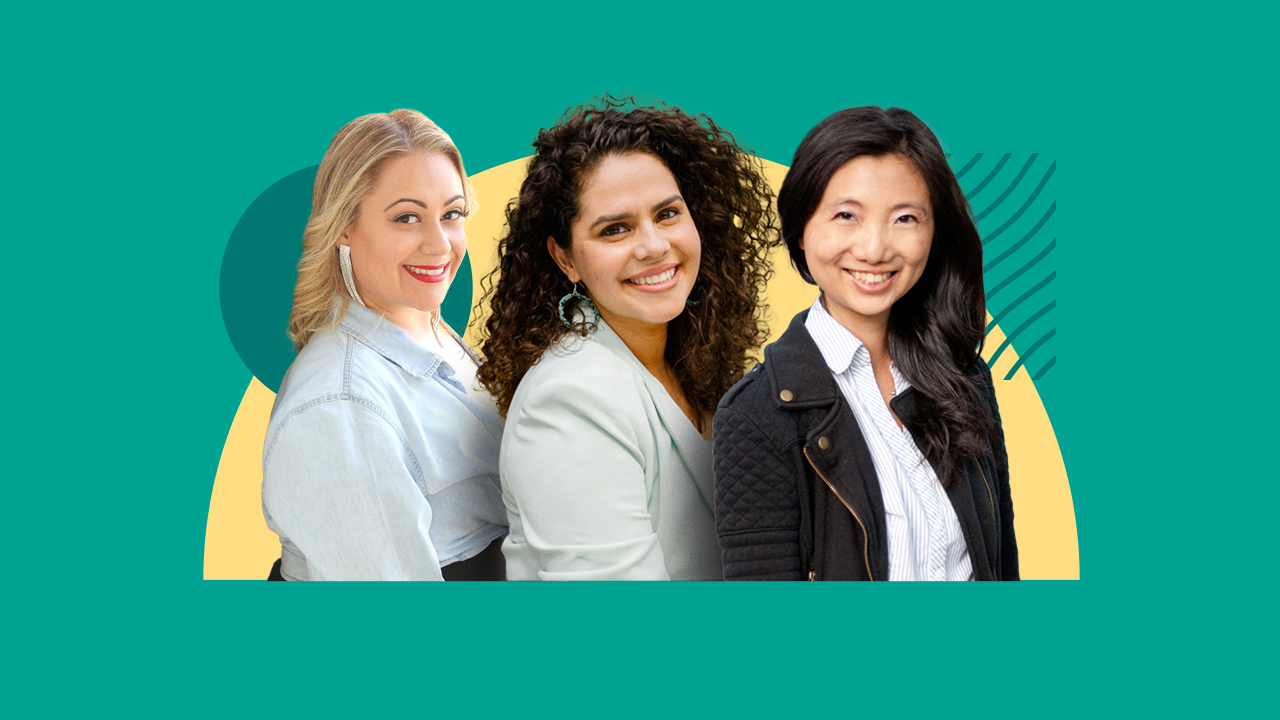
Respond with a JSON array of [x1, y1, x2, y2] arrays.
[[263, 393, 344, 470], [262, 394, 427, 495], [344, 394, 428, 494]]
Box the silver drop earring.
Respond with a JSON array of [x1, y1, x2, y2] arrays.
[[338, 244, 366, 307]]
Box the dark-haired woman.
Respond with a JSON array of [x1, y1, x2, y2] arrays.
[[712, 107, 1018, 581], [476, 99, 777, 580]]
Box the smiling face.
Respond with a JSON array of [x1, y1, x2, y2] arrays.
[[549, 152, 701, 336], [801, 153, 934, 341], [340, 152, 468, 334]]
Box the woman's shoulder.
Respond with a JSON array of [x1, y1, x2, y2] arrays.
[[522, 331, 645, 388], [717, 361, 771, 413], [268, 324, 410, 432], [263, 380, 408, 474], [719, 308, 823, 413], [271, 327, 350, 413], [509, 333, 648, 418]]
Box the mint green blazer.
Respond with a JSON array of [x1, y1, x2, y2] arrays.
[[499, 320, 724, 580]]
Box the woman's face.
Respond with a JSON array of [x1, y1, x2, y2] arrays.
[[550, 152, 701, 335], [340, 152, 467, 323], [801, 153, 934, 338]]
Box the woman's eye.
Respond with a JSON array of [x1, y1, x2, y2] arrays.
[[835, 211, 855, 221], [601, 223, 627, 237], [895, 214, 918, 224], [443, 208, 467, 221], [394, 213, 421, 224], [657, 207, 680, 222]]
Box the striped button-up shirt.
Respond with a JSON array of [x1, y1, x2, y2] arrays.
[[805, 297, 973, 581]]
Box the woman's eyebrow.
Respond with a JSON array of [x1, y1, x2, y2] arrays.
[[588, 195, 685, 230], [589, 211, 633, 230], [384, 198, 428, 211], [651, 194, 683, 212]]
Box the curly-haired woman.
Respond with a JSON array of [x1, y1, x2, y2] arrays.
[[476, 98, 777, 580]]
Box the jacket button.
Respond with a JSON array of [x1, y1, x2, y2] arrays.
[[818, 437, 830, 450], [780, 390, 794, 402]]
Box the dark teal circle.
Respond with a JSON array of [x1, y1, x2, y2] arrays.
[[219, 167, 474, 392]]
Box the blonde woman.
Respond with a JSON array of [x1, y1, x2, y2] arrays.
[[262, 110, 506, 581]]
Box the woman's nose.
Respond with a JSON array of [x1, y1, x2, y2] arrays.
[[633, 221, 671, 259], [851, 225, 891, 263], [419, 221, 452, 255]]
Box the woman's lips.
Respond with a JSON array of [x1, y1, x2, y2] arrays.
[[404, 263, 449, 284], [625, 265, 679, 293], [844, 268, 897, 293]]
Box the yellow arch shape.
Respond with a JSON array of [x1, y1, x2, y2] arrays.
[[204, 158, 1079, 580]]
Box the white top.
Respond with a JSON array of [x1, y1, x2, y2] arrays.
[[805, 297, 973, 581], [418, 321, 498, 415], [498, 319, 723, 581]]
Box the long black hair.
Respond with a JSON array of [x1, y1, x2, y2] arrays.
[[778, 106, 995, 486]]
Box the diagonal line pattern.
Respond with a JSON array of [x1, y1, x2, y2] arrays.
[[988, 300, 1055, 367], [1033, 357, 1057, 381], [981, 162, 1056, 242], [965, 153, 1011, 200], [986, 271, 1055, 334], [955, 153, 984, 180], [975, 155, 1039, 223], [987, 239, 1056, 300], [962, 153, 1056, 383], [985, 204, 1056, 272], [1004, 328, 1056, 380]]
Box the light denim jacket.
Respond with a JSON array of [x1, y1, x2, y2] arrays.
[[500, 318, 724, 581], [262, 298, 507, 580]]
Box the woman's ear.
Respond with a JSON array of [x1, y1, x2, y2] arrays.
[[546, 236, 580, 283]]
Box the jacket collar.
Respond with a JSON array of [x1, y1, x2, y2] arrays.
[[591, 316, 716, 511], [763, 309, 842, 410], [333, 296, 446, 380], [765, 308, 995, 580]]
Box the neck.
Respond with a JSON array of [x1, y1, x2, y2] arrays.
[[821, 293, 891, 363], [365, 298, 440, 346], [600, 308, 670, 376]]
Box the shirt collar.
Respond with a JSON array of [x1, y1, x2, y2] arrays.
[[333, 296, 446, 380], [804, 294, 868, 375]]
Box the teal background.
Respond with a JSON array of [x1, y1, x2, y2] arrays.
[[9, 2, 1273, 716]]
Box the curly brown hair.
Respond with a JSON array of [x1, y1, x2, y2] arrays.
[[475, 97, 779, 418]]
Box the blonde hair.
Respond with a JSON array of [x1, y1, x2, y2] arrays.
[[288, 109, 477, 350]]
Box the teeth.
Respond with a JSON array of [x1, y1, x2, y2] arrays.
[[631, 268, 676, 286], [850, 271, 892, 284], [407, 266, 446, 276]]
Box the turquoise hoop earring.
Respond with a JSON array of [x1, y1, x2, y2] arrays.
[[558, 282, 600, 333]]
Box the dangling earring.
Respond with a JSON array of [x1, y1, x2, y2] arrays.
[[338, 244, 366, 307], [685, 285, 705, 308], [558, 282, 600, 333]]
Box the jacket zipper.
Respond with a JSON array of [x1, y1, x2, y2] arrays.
[[804, 447, 874, 581], [978, 465, 996, 527], [978, 464, 999, 579]]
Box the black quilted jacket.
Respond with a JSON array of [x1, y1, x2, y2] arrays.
[[712, 310, 1019, 581]]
